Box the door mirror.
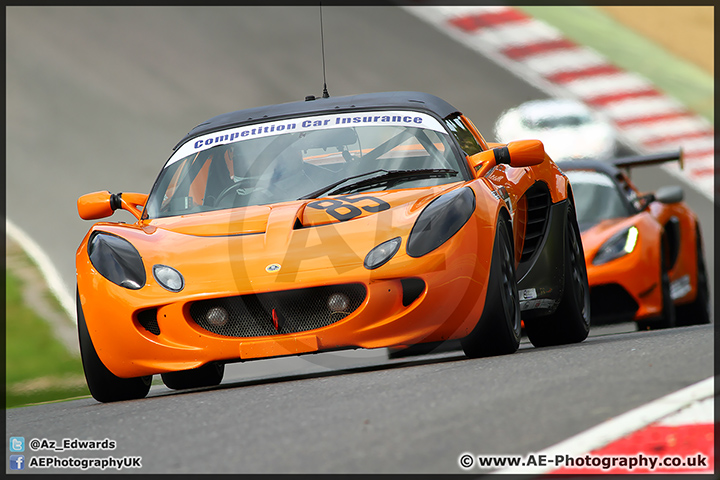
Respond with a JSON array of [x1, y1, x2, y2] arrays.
[[78, 191, 147, 220], [654, 185, 684, 204], [504, 140, 545, 167], [78, 191, 114, 220], [466, 139, 545, 177]]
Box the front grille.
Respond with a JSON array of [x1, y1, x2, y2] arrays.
[[189, 284, 366, 337]]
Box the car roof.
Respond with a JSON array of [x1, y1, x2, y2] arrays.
[[174, 91, 462, 151]]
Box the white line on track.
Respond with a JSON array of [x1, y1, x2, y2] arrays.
[[493, 375, 716, 475], [6, 218, 76, 323]]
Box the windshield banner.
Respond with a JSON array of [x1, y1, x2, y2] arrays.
[[168, 110, 446, 167]]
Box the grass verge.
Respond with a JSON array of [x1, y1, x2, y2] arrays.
[[5, 267, 90, 408]]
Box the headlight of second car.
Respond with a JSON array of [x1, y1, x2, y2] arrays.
[[88, 232, 146, 289], [406, 187, 475, 258], [592, 225, 639, 265]]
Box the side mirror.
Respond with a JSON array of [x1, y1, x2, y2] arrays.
[[466, 139, 545, 177], [503, 140, 545, 167], [654, 185, 684, 204], [78, 191, 147, 220]]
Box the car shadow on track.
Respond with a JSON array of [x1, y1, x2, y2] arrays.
[[144, 342, 545, 400]]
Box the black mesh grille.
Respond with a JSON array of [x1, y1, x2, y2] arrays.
[[137, 308, 160, 335], [189, 284, 366, 337]]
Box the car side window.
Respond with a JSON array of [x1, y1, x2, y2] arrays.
[[445, 116, 483, 156]]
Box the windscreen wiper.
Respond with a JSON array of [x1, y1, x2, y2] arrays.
[[299, 168, 458, 200], [298, 169, 390, 200]]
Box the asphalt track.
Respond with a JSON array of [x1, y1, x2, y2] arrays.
[[5, 6, 715, 474]]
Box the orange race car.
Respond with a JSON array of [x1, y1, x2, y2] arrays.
[[76, 91, 591, 402], [557, 152, 710, 331]]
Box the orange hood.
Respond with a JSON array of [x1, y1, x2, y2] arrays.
[[145, 184, 461, 237]]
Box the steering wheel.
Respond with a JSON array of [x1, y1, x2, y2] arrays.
[[213, 178, 273, 206]]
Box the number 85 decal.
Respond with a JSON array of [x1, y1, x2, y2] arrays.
[[307, 194, 391, 221]]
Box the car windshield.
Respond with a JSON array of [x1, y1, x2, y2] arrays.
[[565, 170, 632, 229], [144, 111, 465, 218], [523, 113, 592, 130]]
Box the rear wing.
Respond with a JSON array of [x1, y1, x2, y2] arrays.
[[610, 149, 684, 170]]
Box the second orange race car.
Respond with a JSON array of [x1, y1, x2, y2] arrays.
[[76, 91, 591, 402], [557, 151, 710, 331]]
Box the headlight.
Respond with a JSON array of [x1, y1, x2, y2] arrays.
[[153, 264, 185, 292], [364, 237, 401, 270], [406, 187, 475, 258], [88, 232, 145, 289], [593, 226, 639, 265]]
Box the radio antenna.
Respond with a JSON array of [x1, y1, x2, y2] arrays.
[[320, 3, 330, 98]]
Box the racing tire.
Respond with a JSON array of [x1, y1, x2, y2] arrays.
[[161, 363, 225, 390], [524, 204, 590, 347], [638, 240, 677, 330], [77, 289, 152, 403], [675, 228, 711, 326], [461, 214, 521, 358]]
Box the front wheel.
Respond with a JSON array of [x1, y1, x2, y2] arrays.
[[461, 214, 521, 358], [77, 289, 151, 403], [525, 204, 590, 347]]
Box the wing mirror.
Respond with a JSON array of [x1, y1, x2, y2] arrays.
[[653, 185, 684, 204], [78, 191, 148, 220], [467, 139, 545, 177], [502, 140, 546, 167]]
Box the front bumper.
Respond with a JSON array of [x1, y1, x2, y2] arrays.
[[585, 245, 662, 323], [77, 214, 496, 378]]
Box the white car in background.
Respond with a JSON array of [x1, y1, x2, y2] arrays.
[[493, 98, 619, 161]]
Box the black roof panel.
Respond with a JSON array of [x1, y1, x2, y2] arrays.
[[174, 91, 461, 150]]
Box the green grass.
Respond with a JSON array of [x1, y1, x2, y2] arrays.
[[5, 268, 90, 408]]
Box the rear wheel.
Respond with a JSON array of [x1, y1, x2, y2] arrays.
[[673, 226, 709, 326], [461, 214, 520, 358], [525, 204, 590, 347], [77, 289, 151, 402], [161, 363, 225, 390]]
